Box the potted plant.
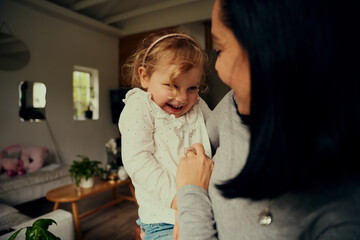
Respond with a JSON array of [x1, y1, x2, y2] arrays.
[[84, 103, 93, 119], [9, 218, 60, 240], [69, 155, 102, 188]]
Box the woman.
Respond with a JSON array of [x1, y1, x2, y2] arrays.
[[176, 0, 360, 239]]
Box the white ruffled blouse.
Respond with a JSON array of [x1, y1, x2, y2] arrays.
[[119, 88, 212, 224]]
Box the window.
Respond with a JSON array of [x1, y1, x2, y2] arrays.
[[33, 82, 46, 108], [19, 81, 46, 122], [72, 66, 99, 120]]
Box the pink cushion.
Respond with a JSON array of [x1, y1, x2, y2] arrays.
[[21, 146, 49, 170], [1, 158, 18, 171]]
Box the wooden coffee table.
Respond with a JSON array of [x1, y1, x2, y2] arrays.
[[46, 179, 136, 240]]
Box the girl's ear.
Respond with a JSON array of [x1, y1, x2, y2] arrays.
[[138, 67, 149, 89]]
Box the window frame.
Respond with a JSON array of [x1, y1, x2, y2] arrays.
[[72, 65, 99, 121]]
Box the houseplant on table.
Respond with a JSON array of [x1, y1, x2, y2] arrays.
[[69, 155, 103, 188]]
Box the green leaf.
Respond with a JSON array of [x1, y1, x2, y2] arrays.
[[8, 228, 25, 240], [9, 219, 60, 240], [69, 155, 102, 186], [26, 226, 40, 239], [33, 219, 57, 230], [25, 227, 36, 239], [42, 230, 61, 240]]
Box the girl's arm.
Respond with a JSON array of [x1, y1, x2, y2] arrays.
[[119, 96, 176, 208]]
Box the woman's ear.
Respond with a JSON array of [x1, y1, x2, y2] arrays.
[[138, 67, 149, 89]]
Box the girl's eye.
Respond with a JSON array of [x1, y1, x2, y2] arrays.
[[188, 86, 199, 91]]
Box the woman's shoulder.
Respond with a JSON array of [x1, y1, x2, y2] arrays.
[[211, 90, 235, 114], [218, 90, 235, 105], [209, 90, 247, 127], [197, 97, 212, 120], [297, 182, 360, 239]]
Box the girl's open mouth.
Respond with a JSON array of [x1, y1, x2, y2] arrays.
[[167, 103, 184, 112]]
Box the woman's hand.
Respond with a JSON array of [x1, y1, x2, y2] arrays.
[[176, 143, 214, 191]]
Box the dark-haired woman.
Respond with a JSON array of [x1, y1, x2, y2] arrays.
[[175, 0, 360, 239]]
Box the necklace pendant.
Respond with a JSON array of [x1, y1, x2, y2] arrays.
[[258, 209, 273, 226]]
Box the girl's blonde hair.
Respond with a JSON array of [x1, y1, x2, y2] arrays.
[[122, 30, 208, 92]]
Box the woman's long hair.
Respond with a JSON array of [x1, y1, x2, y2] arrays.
[[217, 0, 360, 199]]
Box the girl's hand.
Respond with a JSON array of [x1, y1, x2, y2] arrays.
[[140, 231, 145, 239], [176, 143, 214, 191], [173, 210, 179, 240]]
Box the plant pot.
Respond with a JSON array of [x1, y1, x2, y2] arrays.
[[85, 110, 93, 119], [80, 176, 94, 188], [118, 166, 128, 180]]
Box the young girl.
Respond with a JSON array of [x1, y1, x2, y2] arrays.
[[119, 31, 212, 239]]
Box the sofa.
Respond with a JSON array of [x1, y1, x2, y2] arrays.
[[0, 145, 72, 206], [0, 203, 74, 240], [0, 163, 72, 206]]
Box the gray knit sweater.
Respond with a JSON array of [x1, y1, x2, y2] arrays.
[[177, 90, 360, 240]]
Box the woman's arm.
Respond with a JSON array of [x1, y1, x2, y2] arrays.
[[119, 96, 176, 208], [177, 185, 218, 240], [176, 143, 217, 239]]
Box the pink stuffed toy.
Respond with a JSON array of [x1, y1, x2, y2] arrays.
[[21, 146, 49, 171], [0, 145, 49, 176], [0, 145, 26, 177], [0, 156, 18, 171]]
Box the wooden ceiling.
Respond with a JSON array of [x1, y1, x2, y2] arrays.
[[16, 0, 214, 37]]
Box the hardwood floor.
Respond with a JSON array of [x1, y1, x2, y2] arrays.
[[15, 185, 139, 240]]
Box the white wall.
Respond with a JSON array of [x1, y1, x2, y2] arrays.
[[0, 0, 119, 165]]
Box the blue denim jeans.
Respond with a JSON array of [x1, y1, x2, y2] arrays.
[[136, 218, 174, 240]]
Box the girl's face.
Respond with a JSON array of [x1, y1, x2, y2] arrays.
[[211, 0, 251, 115], [139, 59, 202, 118]]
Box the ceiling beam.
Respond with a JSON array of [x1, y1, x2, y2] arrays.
[[103, 0, 200, 24], [12, 0, 124, 37], [120, 0, 214, 36], [71, 0, 109, 11]]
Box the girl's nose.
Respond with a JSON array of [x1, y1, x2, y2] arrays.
[[175, 90, 187, 103]]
